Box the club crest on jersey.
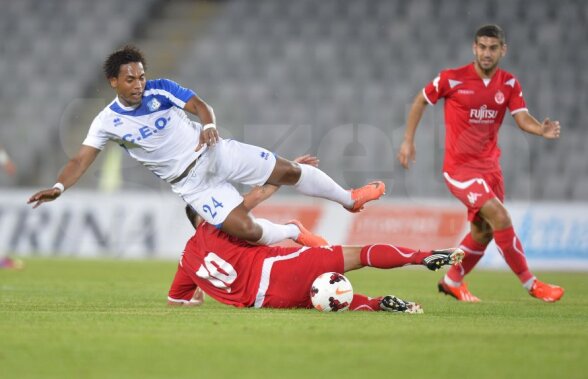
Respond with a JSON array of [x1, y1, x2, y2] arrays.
[[467, 192, 481, 205], [147, 98, 161, 112], [494, 90, 505, 105]]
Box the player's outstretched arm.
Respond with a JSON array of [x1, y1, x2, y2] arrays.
[[398, 92, 429, 169], [514, 111, 561, 139], [242, 155, 320, 211], [27, 145, 100, 208], [184, 95, 219, 148]]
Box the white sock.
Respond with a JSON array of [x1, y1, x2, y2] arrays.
[[294, 164, 353, 207], [522, 277, 536, 291], [255, 218, 300, 245], [443, 275, 461, 288]]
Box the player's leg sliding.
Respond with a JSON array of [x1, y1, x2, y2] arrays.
[[494, 226, 564, 302], [349, 294, 423, 314], [379, 295, 423, 314], [359, 244, 463, 269], [292, 164, 385, 212], [422, 248, 465, 271]]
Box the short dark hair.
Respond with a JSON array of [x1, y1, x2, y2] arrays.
[[474, 24, 506, 44], [185, 205, 200, 229], [102, 45, 147, 79]]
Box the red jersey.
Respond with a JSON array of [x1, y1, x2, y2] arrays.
[[178, 222, 300, 307], [169, 222, 344, 308], [423, 63, 527, 174]]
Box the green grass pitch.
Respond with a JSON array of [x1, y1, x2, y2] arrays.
[[1, 258, 587, 379]]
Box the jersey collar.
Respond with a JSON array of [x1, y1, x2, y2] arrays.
[[114, 96, 141, 111]]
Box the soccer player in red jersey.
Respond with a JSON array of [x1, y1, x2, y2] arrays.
[[398, 24, 563, 302], [168, 158, 464, 313]]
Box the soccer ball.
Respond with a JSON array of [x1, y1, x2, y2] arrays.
[[310, 272, 353, 312]]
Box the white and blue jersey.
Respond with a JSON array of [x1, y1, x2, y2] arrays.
[[83, 78, 202, 182]]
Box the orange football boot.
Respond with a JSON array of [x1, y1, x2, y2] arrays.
[[345, 181, 386, 213], [288, 220, 328, 247], [529, 279, 564, 302], [438, 280, 480, 302]]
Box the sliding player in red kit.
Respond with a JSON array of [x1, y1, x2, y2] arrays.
[[398, 24, 563, 302], [168, 157, 464, 313]]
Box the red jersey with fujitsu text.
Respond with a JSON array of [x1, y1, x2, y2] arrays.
[[179, 222, 299, 308], [423, 63, 527, 174]]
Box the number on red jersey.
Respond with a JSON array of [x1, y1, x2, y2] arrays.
[[195, 252, 237, 293]]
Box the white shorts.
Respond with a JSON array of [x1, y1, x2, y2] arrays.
[[171, 139, 277, 226]]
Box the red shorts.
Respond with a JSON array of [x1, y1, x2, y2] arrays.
[[443, 170, 504, 222], [255, 246, 344, 309]]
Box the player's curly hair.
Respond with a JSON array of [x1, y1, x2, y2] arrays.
[[103, 45, 147, 79], [475, 24, 506, 44]]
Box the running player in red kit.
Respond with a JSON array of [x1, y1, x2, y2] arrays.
[[168, 157, 464, 313], [398, 24, 563, 302]]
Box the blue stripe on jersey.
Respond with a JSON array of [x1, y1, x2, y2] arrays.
[[148, 78, 196, 104], [109, 94, 174, 116], [109, 78, 196, 117]]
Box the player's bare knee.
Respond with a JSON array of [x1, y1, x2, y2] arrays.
[[222, 214, 262, 242], [237, 219, 262, 241], [491, 209, 512, 230], [472, 229, 493, 245], [267, 158, 301, 185]]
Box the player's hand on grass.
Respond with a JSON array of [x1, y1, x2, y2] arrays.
[[294, 154, 319, 167], [541, 118, 561, 139], [189, 287, 205, 306], [398, 140, 416, 169], [27, 188, 62, 209]]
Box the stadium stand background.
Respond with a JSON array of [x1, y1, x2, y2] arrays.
[[1, 0, 586, 201]]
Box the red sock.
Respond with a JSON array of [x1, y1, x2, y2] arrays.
[[360, 244, 428, 268], [493, 226, 533, 284], [446, 234, 488, 283], [349, 294, 383, 311]]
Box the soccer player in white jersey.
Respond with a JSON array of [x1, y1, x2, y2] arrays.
[[28, 46, 385, 247]]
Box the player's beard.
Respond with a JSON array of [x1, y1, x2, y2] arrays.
[[475, 56, 500, 75]]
